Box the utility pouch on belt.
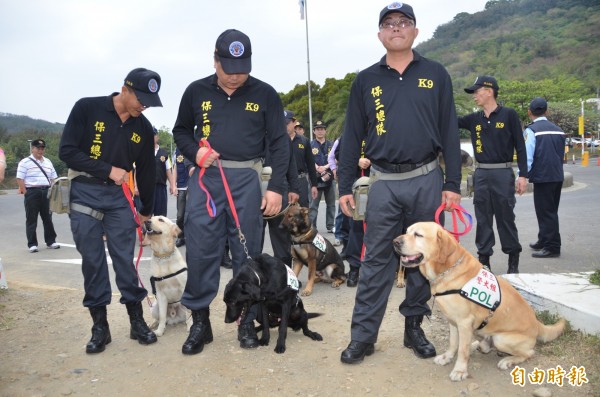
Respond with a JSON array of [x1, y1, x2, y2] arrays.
[[260, 166, 272, 197], [351, 176, 371, 221], [48, 177, 71, 214]]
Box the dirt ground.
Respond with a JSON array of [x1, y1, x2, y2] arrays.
[[1, 274, 597, 397]]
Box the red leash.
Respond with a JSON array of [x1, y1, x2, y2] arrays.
[[196, 139, 250, 259], [121, 183, 151, 306], [434, 203, 473, 242]]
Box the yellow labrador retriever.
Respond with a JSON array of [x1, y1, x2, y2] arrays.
[[393, 222, 565, 382], [142, 216, 191, 337]]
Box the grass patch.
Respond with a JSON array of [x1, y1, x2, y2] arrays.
[[589, 270, 600, 286], [536, 310, 600, 390]]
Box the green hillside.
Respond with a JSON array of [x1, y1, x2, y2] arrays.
[[417, 0, 600, 92], [0, 113, 64, 135]]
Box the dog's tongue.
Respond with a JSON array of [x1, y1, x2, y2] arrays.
[[402, 255, 420, 261]]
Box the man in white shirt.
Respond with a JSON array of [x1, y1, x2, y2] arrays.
[[16, 139, 60, 252]]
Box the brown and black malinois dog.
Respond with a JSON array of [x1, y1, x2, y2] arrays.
[[281, 205, 346, 296]]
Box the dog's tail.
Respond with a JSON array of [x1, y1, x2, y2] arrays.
[[307, 313, 322, 319], [537, 318, 566, 343]]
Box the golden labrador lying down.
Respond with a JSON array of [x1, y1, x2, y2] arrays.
[[393, 222, 565, 382], [142, 216, 191, 337]]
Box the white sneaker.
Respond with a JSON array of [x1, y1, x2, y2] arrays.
[[47, 243, 60, 249], [29, 246, 39, 253]]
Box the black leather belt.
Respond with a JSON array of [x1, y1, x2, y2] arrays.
[[27, 186, 49, 189], [73, 176, 115, 185], [372, 154, 437, 174]]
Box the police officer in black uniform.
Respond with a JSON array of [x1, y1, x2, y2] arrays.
[[172, 29, 289, 356], [524, 97, 565, 259], [152, 127, 176, 216], [261, 111, 301, 267], [174, 147, 193, 247], [59, 67, 162, 354], [286, 111, 318, 207], [459, 76, 528, 273], [338, 3, 462, 365]]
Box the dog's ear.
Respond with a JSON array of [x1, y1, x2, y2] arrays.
[[243, 281, 262, 301], [435, 228, 457, 263], [171, 223, 182, 238]]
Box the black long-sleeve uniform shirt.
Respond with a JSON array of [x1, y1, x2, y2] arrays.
[[59, 93, 156, 215], [458, 106, 528, 178], [172, 74, 289, 195], [338, 52, 462, 196], [291, 133, 318, 187]]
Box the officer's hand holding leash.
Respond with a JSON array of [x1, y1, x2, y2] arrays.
[[109, 166, 129, 185], [261, 190, 282, 217], [441, 190, 462, 212], [195, 146, 220, 168]]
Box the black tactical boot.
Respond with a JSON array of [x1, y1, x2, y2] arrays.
[[507, 252, 519, 274], [346, 267, 359, 288], [238, 322, 259, 349], [86, 306, 111, 354], [478, 255, 490, 271], [182, 309, 213, 355], [126, 301, 157, 345], [404, 315, 436, 359]]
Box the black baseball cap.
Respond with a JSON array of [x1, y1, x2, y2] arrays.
[[31, 139, 46, 148], [529, 97, 548, 114], [313, 121, 327, 129], [284, 110, 296, 122], [379, 2, 416, 26], [215, 29, 252, 74], [464, 76, 499, 94], [124, 68, 163, 107], [294, 121, 304, 128]]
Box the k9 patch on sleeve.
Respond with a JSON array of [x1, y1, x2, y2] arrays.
[[460, 268, 501, 310], [312, 233, 328, 253], [285, 265, 299, 291]]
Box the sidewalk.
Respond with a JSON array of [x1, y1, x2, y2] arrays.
[[503, 272, 600, 334]]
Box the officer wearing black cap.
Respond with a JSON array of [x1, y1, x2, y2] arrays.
[[152, 127, 176, 217], [524, 97, 565, 259], [173, 29, 290, 355], [310, 120, 335, 232], [459, 75, 528, 273], [59, 67, 162, 354], [338, 2, 462, 365], [285, 110, 318, 207]]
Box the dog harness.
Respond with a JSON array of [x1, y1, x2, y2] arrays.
[[150, 268, 188, 302], [291, 230, 328, 254], [434, 267, 502, 330]]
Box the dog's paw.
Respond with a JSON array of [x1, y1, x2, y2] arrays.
[[307, 331, 323, 341], [274, 344, 286, 354], [259, 338, 270, 347], [449, 369, 469, 382], [155, 327, 165, 337], [497, 356, 523, 370], [434, 353, 454, 366], [476, 338, 492, 354], [300, 289, 313, 296], [396, 280, 406, 288], [331, 280, 343, 288]]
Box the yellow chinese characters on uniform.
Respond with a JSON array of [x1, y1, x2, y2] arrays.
[[201, 101, 212, 138], [371, 86, 386, 136]]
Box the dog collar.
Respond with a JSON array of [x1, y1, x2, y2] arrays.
[[152, 251, 177, 260], [430, 255, 464, 286], [251, 268, 261, 287]]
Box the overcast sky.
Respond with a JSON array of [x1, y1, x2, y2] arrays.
[[0, 0, 488, 130]]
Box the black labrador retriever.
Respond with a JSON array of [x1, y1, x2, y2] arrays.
[[223, 253, 322, 353]]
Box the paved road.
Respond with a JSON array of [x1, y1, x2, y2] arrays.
[[1, 163, 598, 292]]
